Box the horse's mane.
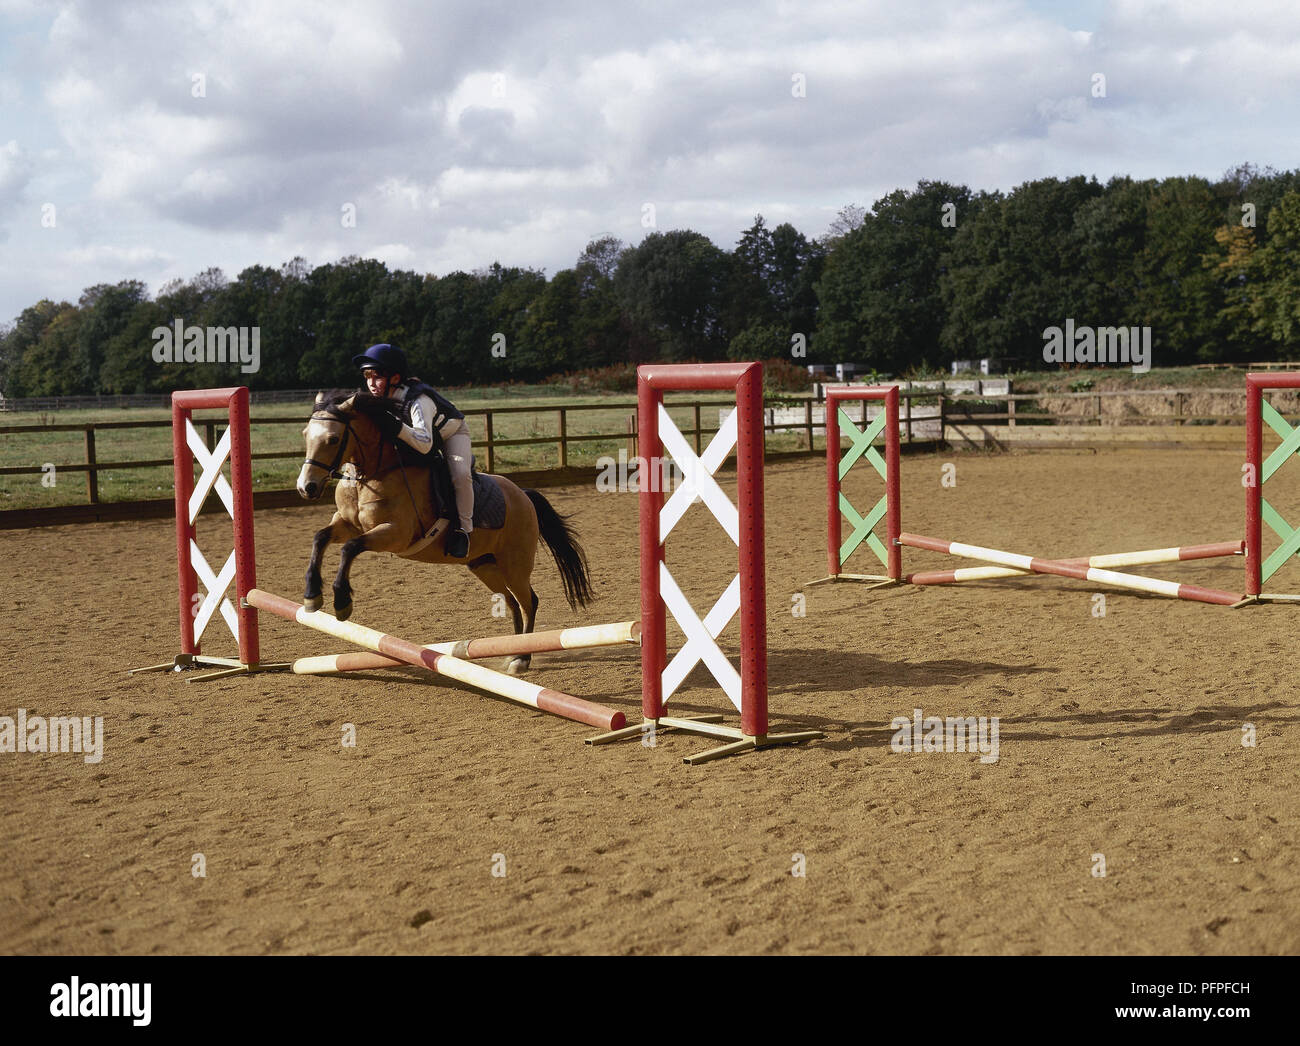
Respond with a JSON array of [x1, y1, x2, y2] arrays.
[[312, 389, 400, 417], [313, 389, 358, 412]]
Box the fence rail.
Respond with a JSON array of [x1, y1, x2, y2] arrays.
[[0, 385, 1287, 524], [0, 396, 782, 511], [0, 387, 332, 412]]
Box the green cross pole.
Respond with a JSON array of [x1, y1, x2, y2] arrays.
[[836, 407, 891, 570], [1259, 399, 1300, 583]]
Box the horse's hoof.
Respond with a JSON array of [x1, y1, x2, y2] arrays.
[[303, 596, 323, 613], [506, 656, 530, 676], [334, 601, 353, 622]]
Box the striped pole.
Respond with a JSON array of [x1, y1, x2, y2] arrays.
[[906, 540, 1243, 585], [246, 589, 627, 731], [898, 533, 1243, 606], [291, 620, 641, 675]]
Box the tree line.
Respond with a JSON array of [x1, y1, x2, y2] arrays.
[[2, 163, 1298, 396]]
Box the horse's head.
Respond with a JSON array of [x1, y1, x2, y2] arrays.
[[297, 390, 395, 499]]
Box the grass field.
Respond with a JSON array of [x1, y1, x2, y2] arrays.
[[0, 386, 811, 511], [3, 365, 1282, 512]]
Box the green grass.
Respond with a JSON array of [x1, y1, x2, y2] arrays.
[[0, 388, 812, 511], [6, 365, 1269, 512], [1004, 365, 1267, 392]]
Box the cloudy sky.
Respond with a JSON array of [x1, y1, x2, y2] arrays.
[[1, 0, 1298, 324]]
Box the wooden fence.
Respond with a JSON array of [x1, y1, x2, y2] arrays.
[[0, 385, 1276, 528]]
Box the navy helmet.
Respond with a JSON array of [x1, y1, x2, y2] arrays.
[[352, 343, 408, 377]]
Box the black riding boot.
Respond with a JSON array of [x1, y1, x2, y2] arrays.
[[446, 528, 469, 558]]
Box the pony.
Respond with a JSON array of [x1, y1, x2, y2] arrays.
[[295, 391, 593, 674]]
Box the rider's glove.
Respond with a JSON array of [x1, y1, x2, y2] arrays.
[[373, 409, 403, 442]]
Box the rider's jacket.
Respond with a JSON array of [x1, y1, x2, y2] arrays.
[[384, 379, 464, 460]]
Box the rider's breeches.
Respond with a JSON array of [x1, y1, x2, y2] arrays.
[[443, 420, 475, 534]]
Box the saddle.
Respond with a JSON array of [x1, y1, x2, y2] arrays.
[[395, 441, 505, 533]]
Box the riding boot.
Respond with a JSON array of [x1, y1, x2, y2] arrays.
[[445, 528, 470, 558]]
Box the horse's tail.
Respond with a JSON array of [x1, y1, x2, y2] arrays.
[[524, 489, 594, 611]]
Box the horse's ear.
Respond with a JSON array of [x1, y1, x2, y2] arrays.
[[338, 393, 358, 412], [314, 391, 327, 406]]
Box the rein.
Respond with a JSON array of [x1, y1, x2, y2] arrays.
[[306, 404, 430, 534]]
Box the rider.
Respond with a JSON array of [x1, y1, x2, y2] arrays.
[[351, 343, 474, 558]]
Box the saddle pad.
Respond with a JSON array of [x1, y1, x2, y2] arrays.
[[469, 471, 506, 530]]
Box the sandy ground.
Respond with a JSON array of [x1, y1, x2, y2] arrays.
[[2, 447, 1298, 955]]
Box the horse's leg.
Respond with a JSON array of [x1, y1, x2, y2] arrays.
[[467, 558, 533, 675], [503, 569, 540, 676], [493, 486, 543, 674], [493, 547, 542, 675], [331, 521, 407, 621], [304, 514, 357, 612]]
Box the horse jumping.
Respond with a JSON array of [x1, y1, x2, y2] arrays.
[[296, 391, 593, 674]]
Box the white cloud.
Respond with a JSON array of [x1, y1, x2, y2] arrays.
[[0, 139, 32, 195], [1, 0, 1298, 322], [0, 139, 35, 241], [61, 245, 173, 268]]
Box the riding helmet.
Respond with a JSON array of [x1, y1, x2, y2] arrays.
[[352, 343, 408, 376]]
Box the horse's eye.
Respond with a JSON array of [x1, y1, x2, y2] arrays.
[[328, 436, 339, 445]]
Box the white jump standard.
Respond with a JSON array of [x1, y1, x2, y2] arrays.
[[586, 362, 824, 763]]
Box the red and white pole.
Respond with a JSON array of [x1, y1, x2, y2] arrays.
[[900, 532, 1242, 606], [247, 589, 625, 731]]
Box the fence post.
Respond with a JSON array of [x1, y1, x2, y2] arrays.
[[1008, 394, 1016, 430], [485, 411, 495, 473], [939, 394, 946, 445], [1175, 392, 1184, 426], [805, 399, 814, 453], [84, 426, 99, 504], [693, 403, 702, 454], [1096, 394, 1102, 426], [557, 407, 568, 468], [905, 390, 913, 444]]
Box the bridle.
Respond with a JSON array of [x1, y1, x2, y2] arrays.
[[304, 406, 370, 480]]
